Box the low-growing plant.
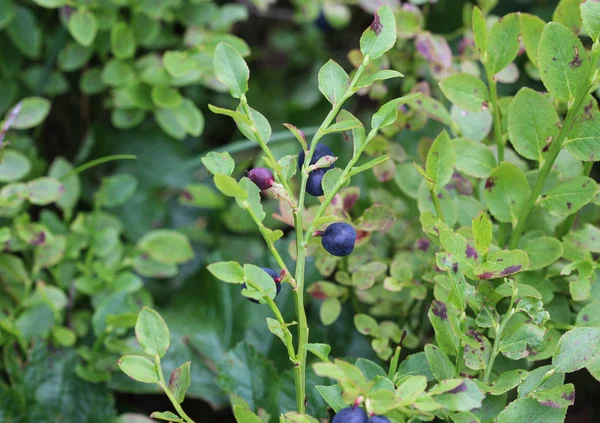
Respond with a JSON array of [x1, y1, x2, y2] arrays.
[[118, 2, 600, 423]]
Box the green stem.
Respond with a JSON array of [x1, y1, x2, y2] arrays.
[[509, 46, 600, 249], [388, 345, 402, 379], [483, 292, 516, 383], [264, 296, 297, 361], [155, 355, 196, 423], [486, 70, 505, 162], [292, 56, 370, 413], [60, 154, 137, 181], [556, 161, 594, 238], [430, 188, 446, 224]]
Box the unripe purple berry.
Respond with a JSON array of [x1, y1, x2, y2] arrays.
[[248, 168, 274, 190]]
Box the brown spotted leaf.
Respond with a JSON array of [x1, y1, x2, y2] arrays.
[[474, 249, 529, 280]]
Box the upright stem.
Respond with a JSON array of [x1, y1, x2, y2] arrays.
[[486, 70, 505, 163], [483, 291, 516, 383], [292, 57, 370, 413], [509, 46, 600, 249], [430, 188, 446, 223], [556, 161, 594, 238]]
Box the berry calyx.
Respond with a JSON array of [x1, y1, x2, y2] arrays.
[[367, 417, 391, 423], [242, 267, 281, 304], [321, 222, 356, 257], [248, 168, 274, 190], [306, 169, 325, 196], [298, 144, 334, 170], [332, 407, 368, 423]]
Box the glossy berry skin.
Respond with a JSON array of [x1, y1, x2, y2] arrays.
[[322, 222, 356, 257], [368, 416, 391, 423], [306, 169, 325, 196], [248, 168, 274, 190], [332, 407, 368, 423], [242, 267, 281, 304], [298, 144, 334, 170]]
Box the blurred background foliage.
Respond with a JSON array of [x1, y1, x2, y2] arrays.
[[4, 0, 599, 422]]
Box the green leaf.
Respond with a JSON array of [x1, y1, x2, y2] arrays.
[[359, 5, 397, 60], [518, 365, 565, 397], [152, 86, 183, 109], [0, 150, 31, 182], [354, 314, 380, 337], [232, 406, 262, 423], [538, 22, 587, 101], [7, 6, 42, 59], [217, 342, 276, 411], [236, 106, 271, 143], [102, 59, 136, 87], [32, 0, 66, 7], [565, 110, 600, 161], [496, 397, 566, 423], [163, 51, 197, 77], [488, 369, 529, 395], [68, 9, 98, 47], [138, 230, 193, 265], [214, 173, 247, 199], [10, 97, 51, 129], [538, 176, 598, 216], [320, 298, 342, 326], [98, 173, 137, 207], [439, 73, 489, 112], [472, 6, 488, 54], [474, 249, 529, 280], [26, 177, 63, 205], [581, 0, 600, 41], [424, 344, 455, 381], [508, 87, 559, 162], [554, 0, 582, 33], [208, 261, 244, 283], [428, 301, 460, 356], [238, 177, 265, 221], [169, 362, 191, 403], [521, 236, 563, 270], [531, 383, 575, 408], [318, 60, 349, 105], [201, 151, 235, 176], [426, 130, 455, 191], [433, 379, 485, 412], [371, 93, 420, 130], [472, 211, 492, 257], [520, 13, 546, 67], [454, 138, 496, 178], [135, 307, 171, 358], [410, 95, 452, 126], [487, 13, 520, 73], [355, 69, 403, 89], [552, 327, 600, 373], [242, 264, 277, 301], [322, 168, 346, 198], [110, 22, 136, 59], [155, 108, 186, 140], [305, 344, 331, 362], [150, 411, 184, 422], [213, 43, 249, 99], [483, 162, 531, 224], [174, 99, 204, 137], [118, 355, 159, 384]]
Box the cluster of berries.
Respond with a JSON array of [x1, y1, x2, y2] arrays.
[[247, 144, 356, 258], [333, 407, 390, 423]]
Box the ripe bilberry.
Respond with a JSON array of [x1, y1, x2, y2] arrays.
[[367, 417, 391, 423], [332, 407, 368, 423], [306, 169, 325, 196], [242, 267, 281, 304], [248, 168, 274, 190], [321, 222, 356, 257], [298, 143, 334, 170]]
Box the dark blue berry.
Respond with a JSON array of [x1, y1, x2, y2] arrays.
[[248, 168, 274, 190], [306, 169, 325, 196], [368, 417, 391, 423], [242, 267, 281, 304], [322, 222, 356, 257], [332, 407, 368, 423], [298, 144, 334, 170]]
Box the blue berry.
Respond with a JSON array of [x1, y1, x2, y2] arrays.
[[332, 407, 368, 423], [242, 267, 281, 304], [298, 144, 334, 170], [368, 417, 391, 423], [322, 222, 356, 257], [306, 169, 325, 196], [248, 168, 274, 190]]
